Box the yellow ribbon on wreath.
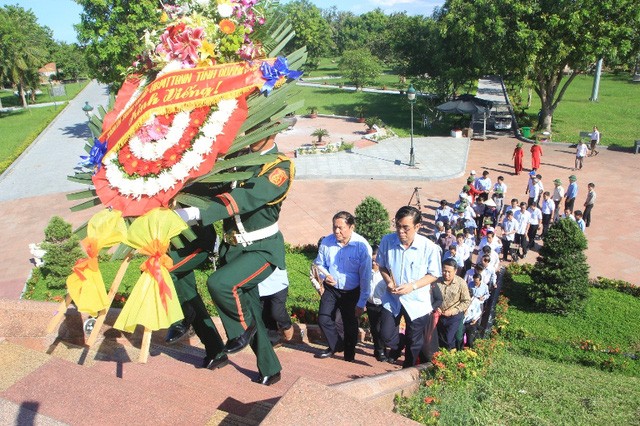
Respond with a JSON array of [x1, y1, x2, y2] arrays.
[[113, 208, 187, 333], [66, 209, 127, 317]]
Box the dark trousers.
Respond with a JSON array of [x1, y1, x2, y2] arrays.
[[437, 312, 464, 350], [318, 285, 360, 360], [584, 204, 594, 227], [464, 320, 480, 348], [565, 198, 575, 213], [541, 213, 552, 237], [260, 287, 292, 331], [527, 224, 539, 248], [501, 238, 512, 261], [515, 233, 527, 256], [380, 306, 430, 368], [208, 251, 281, 376], [173, 271, 225, 358], [366, 302, 385, 356]]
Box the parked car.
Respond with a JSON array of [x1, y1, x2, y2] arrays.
[[492, 114, 513, 130]]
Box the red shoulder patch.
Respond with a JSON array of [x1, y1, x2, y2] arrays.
[[268, 168, 288, 187]]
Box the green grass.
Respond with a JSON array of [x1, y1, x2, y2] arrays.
[[0, 81, 90, 174], [502, 273, 640, 377], [291, 86, 456, 137], [512, 73, 640, 148], [429, 351, 640, 425], [0, 81, 88, 108]]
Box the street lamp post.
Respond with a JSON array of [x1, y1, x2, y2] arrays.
[[407, 84, 416, 167], [82, 101, 94, 119]]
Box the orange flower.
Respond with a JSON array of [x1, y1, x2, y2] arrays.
[[431, 410, 440, 418], [424, 397, 435, 404], [219, 19, 236, 35]]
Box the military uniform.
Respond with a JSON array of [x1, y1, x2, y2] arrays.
[[168, 224, 226, 361], [196, 145, 293, 378]]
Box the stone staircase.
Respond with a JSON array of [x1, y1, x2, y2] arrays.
[[0, 299, 421, 425]]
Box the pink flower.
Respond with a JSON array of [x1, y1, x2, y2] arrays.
[[156, 24, 205, 68], [136, 117, 169, 142]]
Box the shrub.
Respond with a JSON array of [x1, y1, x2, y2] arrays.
[[529, 218, 589, 314], [40, 216, 84, 289], [354, 196, 390, 247]]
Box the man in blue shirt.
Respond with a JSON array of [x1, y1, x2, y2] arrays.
[[564, 175, 578, 212], [314, 211, 372, 362], [377, 206, 442, 368]]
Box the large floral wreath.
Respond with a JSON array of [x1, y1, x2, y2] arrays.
[[76, 0, 302, 217]]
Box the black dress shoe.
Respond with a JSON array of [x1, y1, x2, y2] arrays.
[[223, 322, 257, 354], [315, 348, 334, 359], [375, 351, 388, 362], [202, 354, 229, 370], [252, 372, 281, 386], [165, 323, 189, 344]]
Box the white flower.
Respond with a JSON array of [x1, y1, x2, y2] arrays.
[[142, 178, 162, 196], [217, 2, 233, 18], [157, 171, 177, 191], [157, 60, 184, 77]]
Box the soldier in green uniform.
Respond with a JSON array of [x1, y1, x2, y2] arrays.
[[167, 224, 229, 370], [176, 134, 293, 386]]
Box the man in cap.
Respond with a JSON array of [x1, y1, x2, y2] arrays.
[[564, 175, 578, 213], [491, 176, 507, 216], [552, 179, 565, 221]]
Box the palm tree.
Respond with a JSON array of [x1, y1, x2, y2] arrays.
[[311, 128, 329, 146]]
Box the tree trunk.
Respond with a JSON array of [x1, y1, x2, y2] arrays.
[[19, 84, 28, 108], [537, 104, 553, 133]]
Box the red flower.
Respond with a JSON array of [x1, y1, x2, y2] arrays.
[[424, 397, 435, 404], [431, 410, 440, 418], [457, 362, 466, 369]]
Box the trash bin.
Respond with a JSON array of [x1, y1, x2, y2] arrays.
[[521, 127, 531, 138]]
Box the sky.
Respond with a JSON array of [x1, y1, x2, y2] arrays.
[[7, 0, 445, 44]]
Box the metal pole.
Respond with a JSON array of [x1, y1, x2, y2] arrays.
[[590, 58, 603, 102], [409, 102, 415, 167]]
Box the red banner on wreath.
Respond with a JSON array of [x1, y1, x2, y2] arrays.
[[101, 59, 275, 159]]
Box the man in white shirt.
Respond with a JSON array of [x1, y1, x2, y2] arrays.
[[492, 176, 507, 216], [552, 179, 565, 221], [589, 126, 600, 156], [377, 206, 442, 368], [575, 139, 589, 170], [540, 191, 555, 238], [526, 201, 543, 251], [475, 170, 492, 193], [513, 202, 531, 257], [500, 210, 518, 261]]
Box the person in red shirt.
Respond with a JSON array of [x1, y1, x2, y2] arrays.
[[512, 142, 524, 175], [530, 141, 543, 171]]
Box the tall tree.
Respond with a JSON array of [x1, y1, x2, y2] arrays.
[[432, 0, 640, 131], [280, 0, 333, 66], [339, 48, 381, 89], [74, 0, 160, 87], [51, 42, 89, 81], [0, 5, 53, 107]]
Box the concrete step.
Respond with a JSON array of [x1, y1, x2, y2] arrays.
[[0, 298, 419, 424]]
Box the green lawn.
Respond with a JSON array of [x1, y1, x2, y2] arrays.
[[0, 81, 90, 174], [0, 81, 89, 107], [428, 351, 640, 425], [511, 73, 640, 148]]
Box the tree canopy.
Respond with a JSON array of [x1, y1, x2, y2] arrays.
[[429, 0, 640, 131], [74, 0, 160, 87], [0, 5, 53, 107]]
